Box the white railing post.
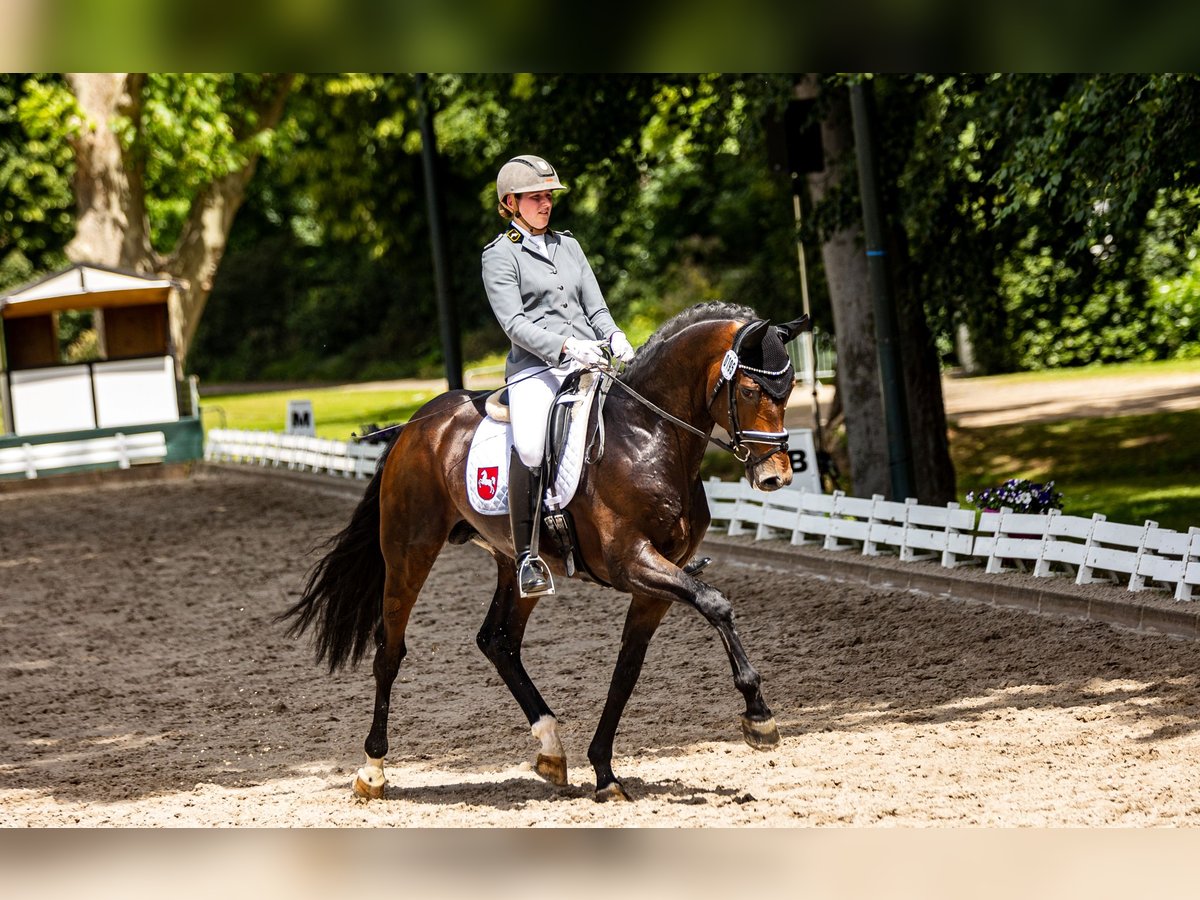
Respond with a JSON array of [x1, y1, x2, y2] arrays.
[[1076, 513, 1113, 585], [22, 442, 37, 479], [1176, 527, 1200, 603], [1127, 520, 1161, 592], [1032, 508, 1062, 578], [862, 494, 885, 557]]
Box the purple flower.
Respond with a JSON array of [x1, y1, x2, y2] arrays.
[[965, 479, 1064, 514]]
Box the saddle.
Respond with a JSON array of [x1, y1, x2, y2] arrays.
[[467, 370, 611, 583]]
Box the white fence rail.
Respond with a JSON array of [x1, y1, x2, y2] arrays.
[[205, 428, 386, 479], [705, 477, 1200, 603], [0, 431, 167, 479], [203, 429, 1200, 603]]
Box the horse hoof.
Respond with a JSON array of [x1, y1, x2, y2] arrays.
[[741, 715, 780, 750], [536, 753, 569, 787], [595, 781, 632, 803], [353, 766, 386, 799]]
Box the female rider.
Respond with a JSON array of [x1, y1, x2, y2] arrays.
[[481, 154, 635, 597]]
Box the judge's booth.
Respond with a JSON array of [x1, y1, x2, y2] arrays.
[[0, 264, 204, 479]]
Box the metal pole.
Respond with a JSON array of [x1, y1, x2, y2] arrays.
[[791, 192, 817, 386], [415, 73, 463, 391], [849, 78, 914, 500], [790, 190, 828, 459]]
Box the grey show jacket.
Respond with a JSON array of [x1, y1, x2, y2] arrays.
[[482, 225, 618, 377]]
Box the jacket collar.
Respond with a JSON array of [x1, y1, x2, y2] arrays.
[[506, 223, 557, 262]]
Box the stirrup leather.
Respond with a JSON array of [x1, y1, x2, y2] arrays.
[[516, 552, 554, 597]]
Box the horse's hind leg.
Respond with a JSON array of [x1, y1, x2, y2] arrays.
[[475, 558, 566, 786], [354, 540, 443, 799], [587, 594, 672, 802]]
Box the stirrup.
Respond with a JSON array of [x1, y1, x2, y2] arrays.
[[517, 553, 555, 598]]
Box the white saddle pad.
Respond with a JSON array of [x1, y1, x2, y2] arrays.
[[466, 373, 600, 516]]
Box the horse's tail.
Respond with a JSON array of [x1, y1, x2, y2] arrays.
[[279, 437, 398, 672]]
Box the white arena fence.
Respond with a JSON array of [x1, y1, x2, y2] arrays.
[[703, 478, 1200, 603], [206, 428, 386, 480], [1, 431, 168, 479], [204, 428, 1200, 603]]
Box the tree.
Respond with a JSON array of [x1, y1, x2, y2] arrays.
[[17, 73, 295, 366], [191, 74, 809, 382], [895, 74, 1200, 375], [799, 75, 957, 502], [799, 78, 891, 498], [0, 74, 74, 288]]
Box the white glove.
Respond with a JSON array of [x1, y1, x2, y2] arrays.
[[608, 331, 635, 363], [562, 337, 607, 367]]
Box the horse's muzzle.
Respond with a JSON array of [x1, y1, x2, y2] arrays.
[[748, 453, 793, 492]]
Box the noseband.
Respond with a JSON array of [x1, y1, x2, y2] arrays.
[[707, 322, 791, 466]]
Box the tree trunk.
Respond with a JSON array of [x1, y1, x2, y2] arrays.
[[801, 80, 890, 499], [165, 156, 273, 364], [889, 227, 957, 504], [64, 73, 152, 268], [64, 73, 294, 368]]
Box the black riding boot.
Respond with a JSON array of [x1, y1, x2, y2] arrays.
[[508, 449, 553, 597]]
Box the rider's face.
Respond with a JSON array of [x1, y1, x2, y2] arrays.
[[512, 191, 554, 232]]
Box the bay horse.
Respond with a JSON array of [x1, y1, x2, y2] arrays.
[[282, 301, 809, 802]]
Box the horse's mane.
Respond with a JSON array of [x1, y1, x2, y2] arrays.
[[622, 301, 759, 382]]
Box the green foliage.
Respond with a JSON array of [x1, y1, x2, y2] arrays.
[[870, 73, 1200, 374], [123, 73, 296, 252], [12, 72, 1200, 383], [191, 73, 805, 382], [57, 309, 97, 362], [4, 71, 297, 304], [0, 74, 73, 288]]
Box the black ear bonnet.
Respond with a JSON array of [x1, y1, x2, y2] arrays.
[[733, 319, 797, 400]]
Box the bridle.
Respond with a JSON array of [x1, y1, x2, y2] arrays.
[[601, 320, 791, 468], [707, 321, 792, 466]]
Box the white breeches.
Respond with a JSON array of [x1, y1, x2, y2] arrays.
[[508, 364, 570, 468]]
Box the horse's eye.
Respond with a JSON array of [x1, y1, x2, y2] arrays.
[[739, 386, 757, 401]]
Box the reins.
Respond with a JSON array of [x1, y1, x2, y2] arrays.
[[600, 320, 791, 467], [358, 323, 791, 469], [599, 371, 748, 459]]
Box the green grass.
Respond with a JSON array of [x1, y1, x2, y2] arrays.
[[199, 385, 440, 440], [950, 356, 1200, 386], [952, 409, 1200, 531]]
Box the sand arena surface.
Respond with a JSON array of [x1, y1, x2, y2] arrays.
[[3, 467, 1200, 826]]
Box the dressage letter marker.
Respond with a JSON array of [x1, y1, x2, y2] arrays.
[[286, 400, 316, 436], [785, 428, 822, 494]]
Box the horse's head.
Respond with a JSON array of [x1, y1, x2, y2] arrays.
[[711, 314, 811, 491]]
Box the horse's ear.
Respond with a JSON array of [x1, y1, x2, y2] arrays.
[[739, 318, 771, 349], [774, 314, 812, 344]]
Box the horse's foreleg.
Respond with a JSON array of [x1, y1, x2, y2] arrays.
[[689, 581, 780, 749], [587, 594, 672, 802], [618, 545, 779, 753], [475, 560, 566, 785]]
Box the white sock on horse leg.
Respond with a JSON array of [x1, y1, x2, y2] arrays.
[[531, 715, 564, 758]]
